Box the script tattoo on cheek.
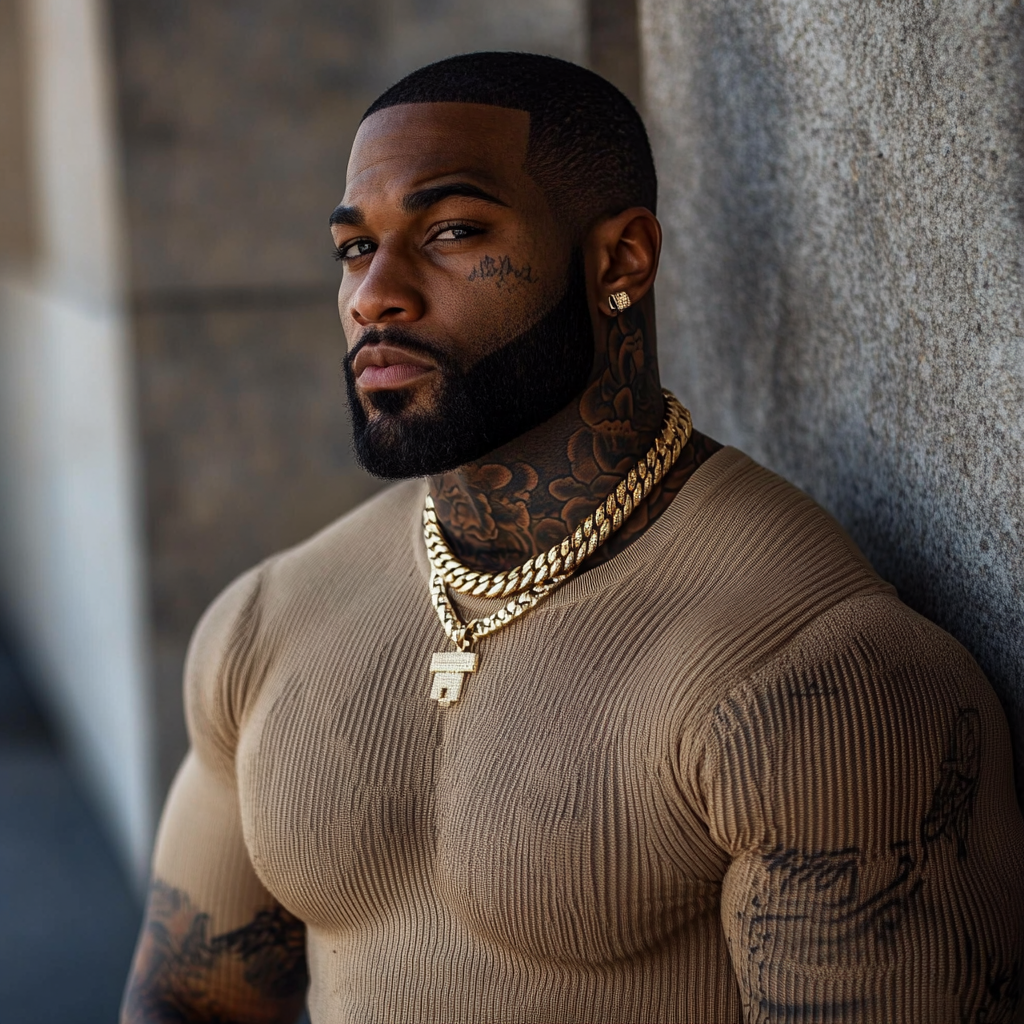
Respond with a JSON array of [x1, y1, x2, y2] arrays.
[[466, 254, 538, 289]]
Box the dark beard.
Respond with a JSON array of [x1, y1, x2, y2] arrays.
[[344, 248, 593, 479]]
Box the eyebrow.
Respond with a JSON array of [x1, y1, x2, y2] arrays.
[[329, 204, 364, 227], [401, 182, 509, 213], [328, 181, 508, 227]]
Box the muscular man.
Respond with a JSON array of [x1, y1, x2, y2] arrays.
[[122, 53, 1024, 1023]]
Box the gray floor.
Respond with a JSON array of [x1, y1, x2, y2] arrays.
[[0, 640, 141, 1024]]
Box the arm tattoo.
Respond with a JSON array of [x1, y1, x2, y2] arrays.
[[122, 880, 308, 1024], [738, 709, 1012, 1024], [430, 299, 723, 573]]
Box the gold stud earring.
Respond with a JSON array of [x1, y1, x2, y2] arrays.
[[607, 291, 631, 313]]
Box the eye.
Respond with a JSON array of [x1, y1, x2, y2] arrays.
[[431, 223, 484, 243], [332, 238, 376, 262]]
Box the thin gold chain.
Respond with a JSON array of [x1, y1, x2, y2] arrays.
[[424, 391, 692, 650]]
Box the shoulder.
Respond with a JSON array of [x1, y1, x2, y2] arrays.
[[183, 560, 268, 781], [700, 591, 1016, 857], [258, 477, 426, 643], [663, 458, 1017, 856], [688, 447, 880, 589], [688, 453, 999, 726], [722, 591, 1003, 743], [183, 478, 424, 775], [655, 449, 895, 695], [269, 477, 424, 587]]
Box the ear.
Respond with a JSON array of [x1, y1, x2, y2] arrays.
[[585, 207, 662, 317]]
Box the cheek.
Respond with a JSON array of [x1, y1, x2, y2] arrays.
[[337, 284, 361, 348], [441, 258, 560, 357], [464, 252, 541, 296]]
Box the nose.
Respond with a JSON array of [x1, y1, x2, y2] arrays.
[[347, 241, 425, 326]]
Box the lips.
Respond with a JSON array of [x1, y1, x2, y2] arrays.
[[352, 342, 436, 392], [358, 363, 432, 389]]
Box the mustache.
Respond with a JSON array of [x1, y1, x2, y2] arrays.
[[345, 326, 456, 373]]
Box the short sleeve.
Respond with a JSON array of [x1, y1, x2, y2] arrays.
[[149, 560, 284, 932]]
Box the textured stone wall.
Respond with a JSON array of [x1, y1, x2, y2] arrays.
[[110, 0, 585, 797], [642, 0, 1024, 798]]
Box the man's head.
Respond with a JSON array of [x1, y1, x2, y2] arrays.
[[331, 52, 662, 478]]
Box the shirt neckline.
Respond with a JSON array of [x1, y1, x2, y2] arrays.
[[408, 446, 750, 613]]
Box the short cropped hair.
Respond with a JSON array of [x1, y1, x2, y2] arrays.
[[362, 52, 657, 230]]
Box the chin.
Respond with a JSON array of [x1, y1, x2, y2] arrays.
[[363, 387, 412, 417], [364, 381, 444, 419]]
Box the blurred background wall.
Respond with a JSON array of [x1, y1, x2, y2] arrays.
[[0, 0, 1021, 1016], [0, 0, 152, 876]]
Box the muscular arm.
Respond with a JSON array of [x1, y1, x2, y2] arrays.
[[121, 755, 309, 1024], [122, 566, 308, 1023], [708, 598, 1024, 1023]]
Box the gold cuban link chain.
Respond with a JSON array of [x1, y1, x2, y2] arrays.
[[424, 391, 692, 651]]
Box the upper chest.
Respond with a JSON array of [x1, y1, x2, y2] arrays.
[[235, 592, 729, 962]]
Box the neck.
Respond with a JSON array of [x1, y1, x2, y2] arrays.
[[428, 299, 667, 573]]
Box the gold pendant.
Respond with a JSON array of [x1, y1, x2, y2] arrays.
[[429, 651, 478, 708]]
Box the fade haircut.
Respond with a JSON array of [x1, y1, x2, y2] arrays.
[[362, 51, 657, 231]]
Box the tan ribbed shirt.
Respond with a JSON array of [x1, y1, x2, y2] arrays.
[[154, 448, 1024, 1023]]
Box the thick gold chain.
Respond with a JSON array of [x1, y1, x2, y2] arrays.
[[424, 391, 691, 650], [425, 392, 691, 597]]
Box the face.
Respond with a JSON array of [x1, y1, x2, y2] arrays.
[[332, 103, 595, 478]]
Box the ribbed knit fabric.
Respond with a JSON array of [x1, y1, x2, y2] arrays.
[[153, 447, 1024, 1024]]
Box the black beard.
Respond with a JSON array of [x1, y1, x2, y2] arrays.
[[344, 248, 593, 479]]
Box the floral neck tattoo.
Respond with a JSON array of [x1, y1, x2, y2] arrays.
[[428, 301, 723, 578]]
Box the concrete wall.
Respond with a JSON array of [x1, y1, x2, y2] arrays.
[[0, 0, 153, 883], [589, 0, 642, 108], [642, 0, 1024, 798], [0, 0, 35, 266]]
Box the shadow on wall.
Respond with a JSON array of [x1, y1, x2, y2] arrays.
[[643, 0, 1024, 802]]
